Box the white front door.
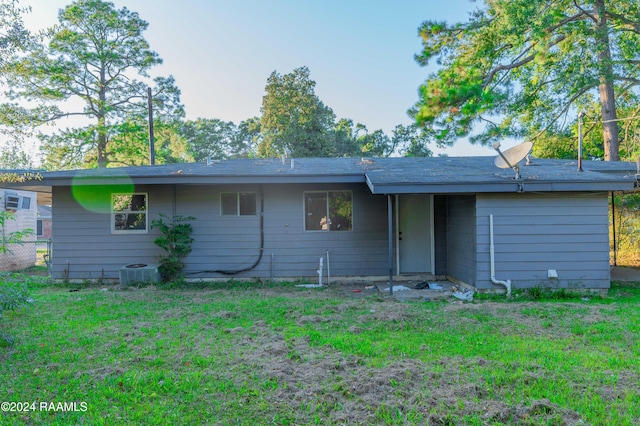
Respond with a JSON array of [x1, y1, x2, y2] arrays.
[[397, 194, 434, 274]]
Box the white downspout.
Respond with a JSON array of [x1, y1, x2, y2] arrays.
[[317, 257, 323, 287], [489, 215, 511, 296]]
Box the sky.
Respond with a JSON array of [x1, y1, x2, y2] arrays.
[[19, 0, 498, 157]]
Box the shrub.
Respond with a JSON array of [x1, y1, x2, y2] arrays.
[[151, 214, 195, 282], [0, 210, 34, 255], [0, 275, 32, 346]]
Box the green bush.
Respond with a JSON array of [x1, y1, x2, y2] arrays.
[[0, 275, 32, 346], [0, 211, 34, 254], [151, 214, 195, 282]]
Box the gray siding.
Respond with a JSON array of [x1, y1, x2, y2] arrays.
[[51, 185, 166, 279], [433, 195, 447, 275], [51, 181, 613, 290], [446, 195, 477, 285], [51, 183, 389, 280], [475, 193, 611, 290]]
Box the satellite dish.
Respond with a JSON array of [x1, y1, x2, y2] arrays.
[[493, 141, 533, 179]]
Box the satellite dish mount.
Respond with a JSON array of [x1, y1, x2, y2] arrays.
[[493, 141, 533, 180]]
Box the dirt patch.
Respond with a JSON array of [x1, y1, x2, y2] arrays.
[[213, 310, 239, 319], [360, 302, 414, 324], [222, 319, 586, 425], [441, 300, 617, 338]]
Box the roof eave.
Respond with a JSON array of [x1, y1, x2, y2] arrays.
[[366, 180, 636, 194], [8, 173, 367, 187]]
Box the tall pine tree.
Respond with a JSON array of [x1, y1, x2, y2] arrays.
[[412, 0, 640, 161]]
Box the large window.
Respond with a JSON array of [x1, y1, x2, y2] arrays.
[[112, 193, 148, 233], [304, 191, 352, 231], [221, 192, 257, 216]]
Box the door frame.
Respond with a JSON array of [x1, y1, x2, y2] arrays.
[[395, 194, 435, 275]]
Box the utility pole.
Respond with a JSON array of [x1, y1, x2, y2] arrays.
[[578, 110, 585, 172], [147, 87, 155, 165]]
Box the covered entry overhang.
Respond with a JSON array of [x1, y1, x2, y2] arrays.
[[364, 159, 638, 293], [364, 155, 637, 195]]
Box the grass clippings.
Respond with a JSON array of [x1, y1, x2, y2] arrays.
[[1, 280, 639, 425]]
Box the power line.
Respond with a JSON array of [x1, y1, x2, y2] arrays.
[[586, 115, 640, 124]]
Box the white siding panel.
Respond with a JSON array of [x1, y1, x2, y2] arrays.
[[0, 189, 37, 271]]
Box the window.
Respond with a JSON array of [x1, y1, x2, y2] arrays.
[[37, 219, 43, 237], [304, 191, 352, 231], [112, 193, 148, 233], [21, 196, 31, 210], [221, 192, 256, 216]]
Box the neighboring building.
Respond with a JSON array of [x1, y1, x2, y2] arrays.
[[0, 189, 37, 271], [37, 205, 52, 240], [4, 157, 638, 291]]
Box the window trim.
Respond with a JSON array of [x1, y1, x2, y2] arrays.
[[111, 192, 148, 234], [303, 190, 353, 232], [220, 192, 257, 217]]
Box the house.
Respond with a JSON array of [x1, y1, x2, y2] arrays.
[[37, 205, 52, 240], [5, 156, 638, 291], [0, 188, 37, 271]]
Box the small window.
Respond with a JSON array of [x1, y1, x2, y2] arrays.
[[21, 196, 31, 210], [221, 192, 256, 216], [37, 219, 43, 236], [304, 191, 352, 231], [112, 193, 148, 233]]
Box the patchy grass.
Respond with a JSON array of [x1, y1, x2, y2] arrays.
[[1, 280, 639, 425]]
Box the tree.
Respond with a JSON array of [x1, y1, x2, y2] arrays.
[[411, 0, 640, 161], [0, 0, 35, 162], [234, 117, 261, 158], [106, 119, 192, 167], [258, 66, 336, 158], [5, 0, 183, 169], [330, 120, 433, 158], [179, 118, 239, 161], [257, 66, 424, 159], [0, 140, 32, 168], [330, 119, 369, 157], [393, 124, 433, 157], [0, 0, 30, 68], [617, 103, 640, 160], [177, 117, 260, 162]]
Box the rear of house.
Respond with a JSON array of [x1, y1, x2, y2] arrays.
[[5, 157, 637, 291], [50, 181, 390, 281]]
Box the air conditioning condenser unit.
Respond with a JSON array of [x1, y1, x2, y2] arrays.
[[119, 263, 160, 286]]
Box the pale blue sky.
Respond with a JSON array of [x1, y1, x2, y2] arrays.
[[22, 0, 497, 156]]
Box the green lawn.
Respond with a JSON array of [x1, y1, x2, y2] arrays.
[[1, 278, 639, 425]]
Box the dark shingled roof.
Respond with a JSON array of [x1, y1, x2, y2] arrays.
[[363, 157, 638, 193], [3, 156, 638, 197]]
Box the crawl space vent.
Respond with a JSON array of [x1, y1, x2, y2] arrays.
[[119, 263, 160, 286]]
